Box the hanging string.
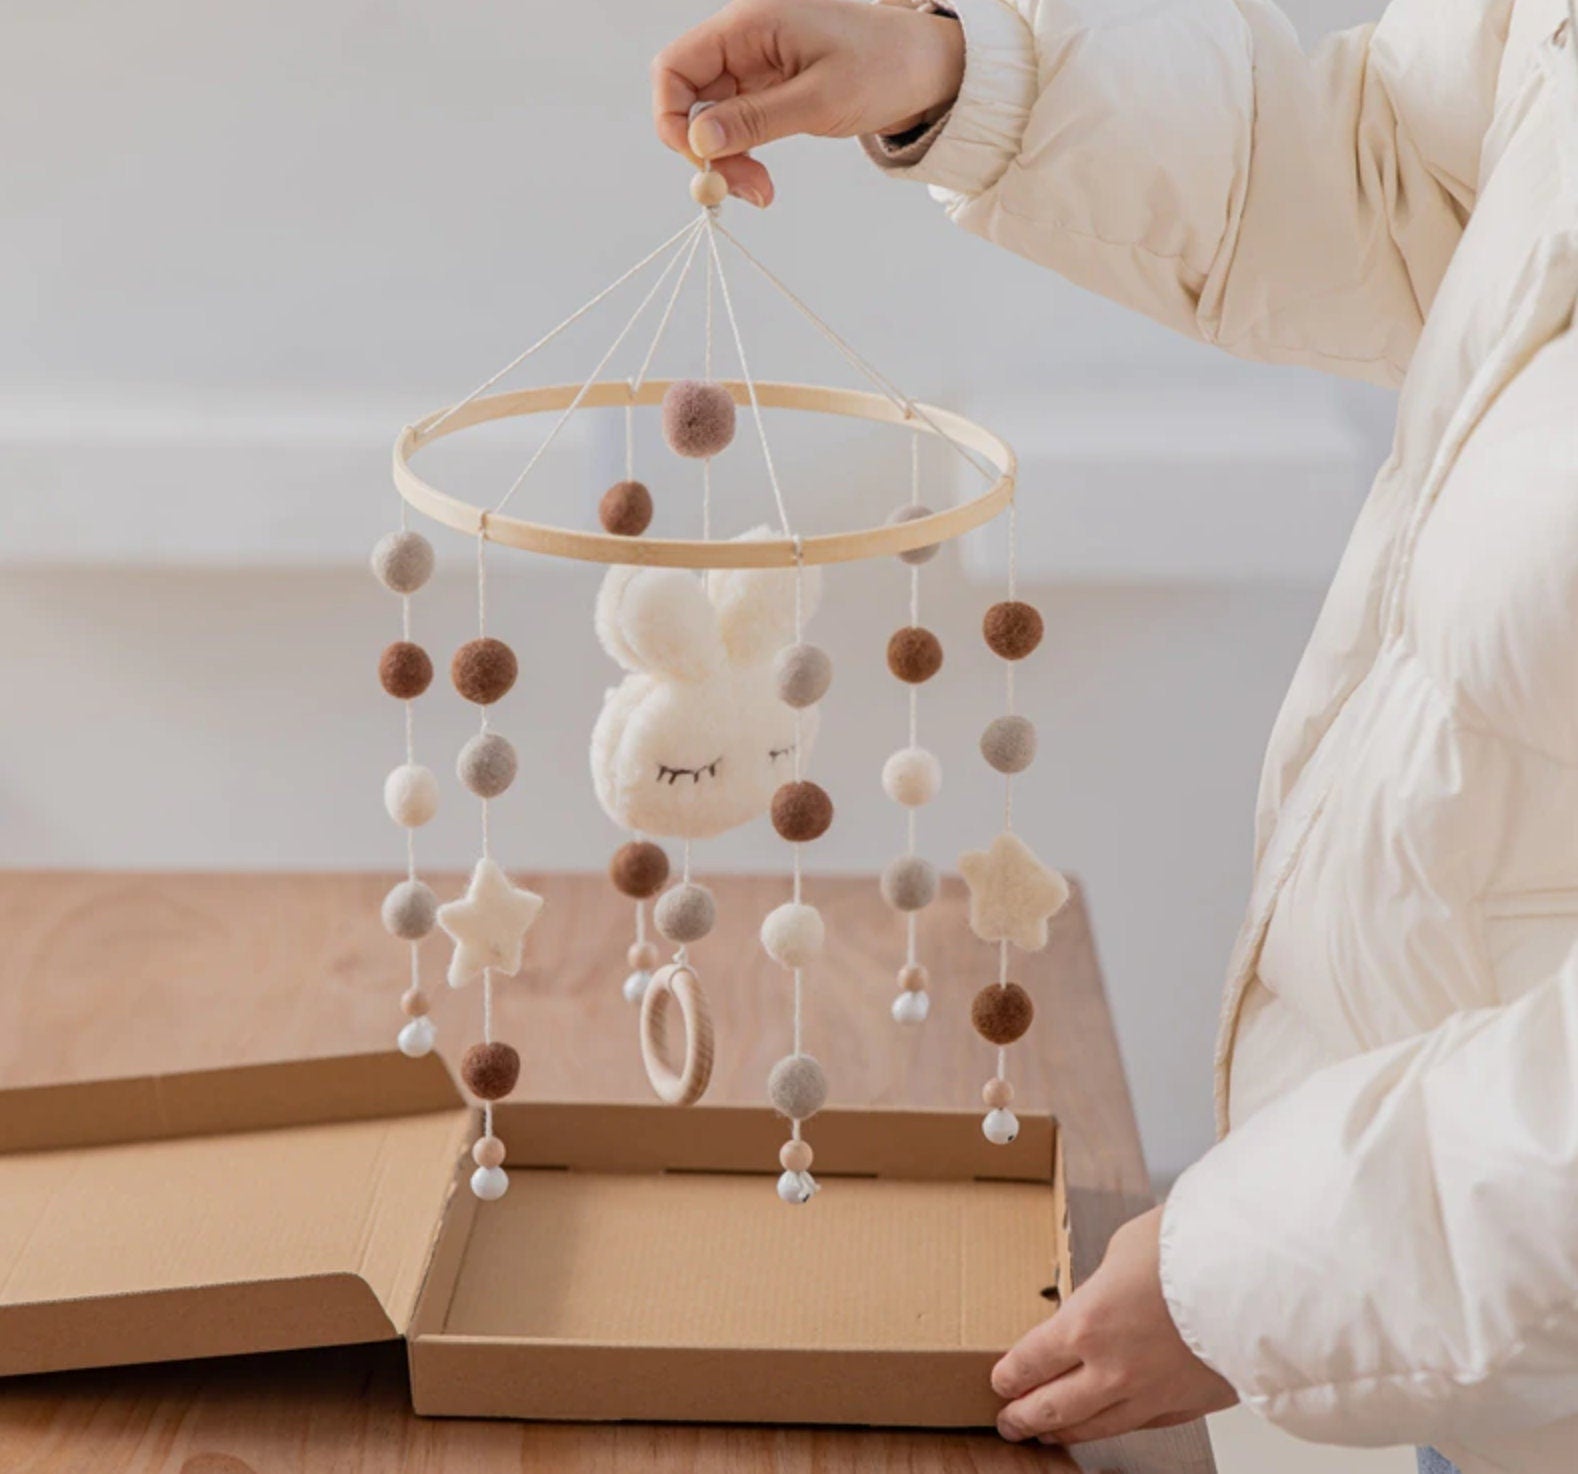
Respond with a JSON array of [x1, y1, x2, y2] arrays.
[[702, 243, 716, 541], [624, 402, 635, 482], [1003, 497, 1019, 833], [630, 223, 708, 396]]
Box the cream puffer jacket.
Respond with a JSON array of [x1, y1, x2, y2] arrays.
[[871, 2, 1578, 1469]]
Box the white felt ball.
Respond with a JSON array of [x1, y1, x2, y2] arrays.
[[397, 1015, 437, 1057], [470, 1165, 510, 1201], [457, 732, 518, 798], [982, 1108, 1020, 1146], [382, 879, 438, 940], [760, 902, 825, 969], [384, 764, 438, 827], [881, 747, 942, 807], [622, 969, 653, 1004], [776, 1169, 815, 1205], [371, 530, 435, 594], [891, 989, 930, 1025]]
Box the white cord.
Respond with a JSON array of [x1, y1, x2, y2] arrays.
[[630, 223, 707, 396]]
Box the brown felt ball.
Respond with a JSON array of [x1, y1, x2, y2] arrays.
[[983, 601, 1044, 661], [662, 380, 736, 459], [461, 1042, 521, 1101], [379, 641, 433, 699], [971, 982, 1035, 1045], [600, 480, 653, 537], [610, 840, 670, 899], [886, 626, 944, 684], [772, 781, 834, 843], [451, 637, 518, 705]]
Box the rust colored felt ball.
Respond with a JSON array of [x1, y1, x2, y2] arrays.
[[600, 480, 653, 537], [451, 637, 518, 705], [461, 1042, 521, 1101], [983, 601, 1044, 661], [971, 982, 1035, 1045], [379, 641, 433, 699], [886, 626, 944, 684], [771, 781, 834, 843], [610, 840, 670, 899]]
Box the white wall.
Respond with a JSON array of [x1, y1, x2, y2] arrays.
[[0, 0, 1388, 1183]]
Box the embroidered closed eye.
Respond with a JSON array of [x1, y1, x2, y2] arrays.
[[656, 758, 723, 786], [769, 744, 796, 763]]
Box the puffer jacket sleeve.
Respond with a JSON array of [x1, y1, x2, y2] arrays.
[[1159, 968, 1578, 1446], [870, 0, 1511, 387]]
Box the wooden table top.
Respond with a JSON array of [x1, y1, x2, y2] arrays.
[[0, 870, 1215, 1474]]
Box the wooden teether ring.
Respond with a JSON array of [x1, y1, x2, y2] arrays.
[[639, 963, 715, 1106]]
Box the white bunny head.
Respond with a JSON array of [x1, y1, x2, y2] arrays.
[[591, 529, 822, 840]]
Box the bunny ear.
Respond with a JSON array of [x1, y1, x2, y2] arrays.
[[706, 526, 823, 664], [595, 566, 725, 682]]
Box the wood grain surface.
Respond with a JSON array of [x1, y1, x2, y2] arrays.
[[0, 870, 1214, 1474]]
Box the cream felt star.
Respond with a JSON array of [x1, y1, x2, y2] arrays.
[[958, 832, 1071, 952], [438, 858, 544, 988]]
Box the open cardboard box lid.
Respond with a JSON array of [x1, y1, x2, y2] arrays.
[[0, 1051, 1070, 1427]]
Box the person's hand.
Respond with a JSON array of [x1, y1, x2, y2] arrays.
[[992, 1206, 1239, 1445], [651, 0, 965, 206]]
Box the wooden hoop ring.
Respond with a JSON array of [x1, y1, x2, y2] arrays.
[[639, 963, 715, 1107], [392, 379, 1016, 570]]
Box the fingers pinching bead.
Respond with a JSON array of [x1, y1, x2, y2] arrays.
[[891, 989, 930, 1025], [760, 902, 825, 969], [600, 479, 653, 537], [379, 641, 433, 699], [451, 637, 518, 705], [383, 879, 438, 940], [610, 841, 671, 900], [461, 1041, 521, 1101], [881, 746, 942, 807], [654, 882, 716, 944], [662, 379, 736, 459], [983, 601, 1044, 661], [881, 855, 938, 912], [397, 1014, 437, 1057], [971, 982, 1035, 1045], [768, 1053, 828, 1121], [982, 1108, 1020, 1146], [457, 732, 518, 798], [887, 626, 944, 684], [774, 642, 833, 709], [371, 530, 435, 594], [771, 780, 834, 843], [471, 1165, 510, 1201], [886, 503, 940, 565], [384, 764, 439, 827], [690, 169, 729, 208], [981, 714, 1037, 775]]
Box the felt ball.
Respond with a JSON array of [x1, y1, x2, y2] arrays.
[[983, 1077, 1015, 1110], [472, 1135, 507, 1169], [600, 480, 653, 537], [457, 733, 518, 798], [982, 1108, 1020, 1146], [776, 1169, 815, 1204], [461, 1041, 521, 1101], [760, 902, 825, 969], [654, 882, 716, 943], [898, 963, 929, 993], [397, 1015, 437, 1057], [881, 856, 938, 913], [983, 601, 1044, 660], [881, 747, 942, 807], [384, 764, 438, 828], [691, 169, 729, 207], [891, 989, 930, 1025], [771, 781, 834, 843], [971, 982, 1035, 1045], [981, 715, 1038, 775], [780, 1139, 814, 1173], [400, 986, 429, 1018], [887, 503, 940, 565], [371, 530, 435, 594], [886, 626, 943, 684], [662, 380, 736, 459], [451, 637, 518, 705], [622, 969, 653, 1004], [774, 642, 833, 709], [610, 841, 670, 900], [768, 1053, 828, 1121], [382, 879, 438, 940], [471, 1165, 510, 1201], [628, 939, 661, 971], [379, 641, 433, 700]]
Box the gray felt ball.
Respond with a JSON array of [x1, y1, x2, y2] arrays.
[[371, 531, 435, 595], [457, 732, 518, 798], [774, 642, 833, 709], [881, 855, 939, 912], [887, 503, 940, 565], [662, 380, 737, 459], [768, 1053, 828, 1121], [981, 715, 1038, 775], [654, 882, 717, 944], [382, 879, 438, 940]]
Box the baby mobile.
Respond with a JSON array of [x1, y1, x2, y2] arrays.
[[376, 152, 1069, 1204]]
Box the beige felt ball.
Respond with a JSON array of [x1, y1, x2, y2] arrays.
[[760, 902, 824, 969], [774, 642, 833, 709], [451, 637, 518, 705], [881, 746, 942, 807], [768, 1053, 828, 1121], [654, 882, 716, 943], [881, 855, 938, 912], [384, 764, 438, 827], [886, 503, 940, 565], [662, 380, 736, 459], [981, 715, 1037, 775], [457, 732, 518, 798], [371, 530, 435, 594], [461, 1042, 521, 1101], [382, 879, 438, 939], [772, 781, 834, 843]]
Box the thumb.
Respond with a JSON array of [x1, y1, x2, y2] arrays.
[[688, 73, 828, 160]]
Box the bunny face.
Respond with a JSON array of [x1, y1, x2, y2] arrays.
[[591, 531, 821, 840]]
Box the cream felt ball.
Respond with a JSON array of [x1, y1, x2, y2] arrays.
[[768, 1053, 828, 1121], [382, 879, 438, 939], [384, 764, 438, 827], [662, 379, 736, 459], [655, 882, 717, 943], [457, 732, 518, 798], [881, 747, 941, 807], [760, 902, 824, 969], [371, 530, 435, 594]]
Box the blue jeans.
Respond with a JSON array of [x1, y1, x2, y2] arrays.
[[1418, 1451, 1462, 1474]]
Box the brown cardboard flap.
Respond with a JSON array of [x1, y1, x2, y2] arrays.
[[0, 1052, 470, 1377]]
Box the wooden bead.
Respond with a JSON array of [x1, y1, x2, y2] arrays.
[[780, 1139, 814, 1173], [771, 781, 834, 843], [983, 601, 1044, 660], [971, 982, 1035, 1045], [599, 480, 653, 537], [451, 637, 518, 705], [983, 1077, 1015, 1110], [898, 963, 929, 993], [610, 841, 670, 899], [461, 1042, 521, 1101], [472, 1135, 507, 1169], [628, 939, 661, 971], [400, 987, 429, 1018], [379, 641, 433, 699], [886, 626, 943, 684], [690, 169, 729, 207]]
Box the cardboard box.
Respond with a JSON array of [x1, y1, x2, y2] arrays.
[[0, 1051, 1070, 1427]]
